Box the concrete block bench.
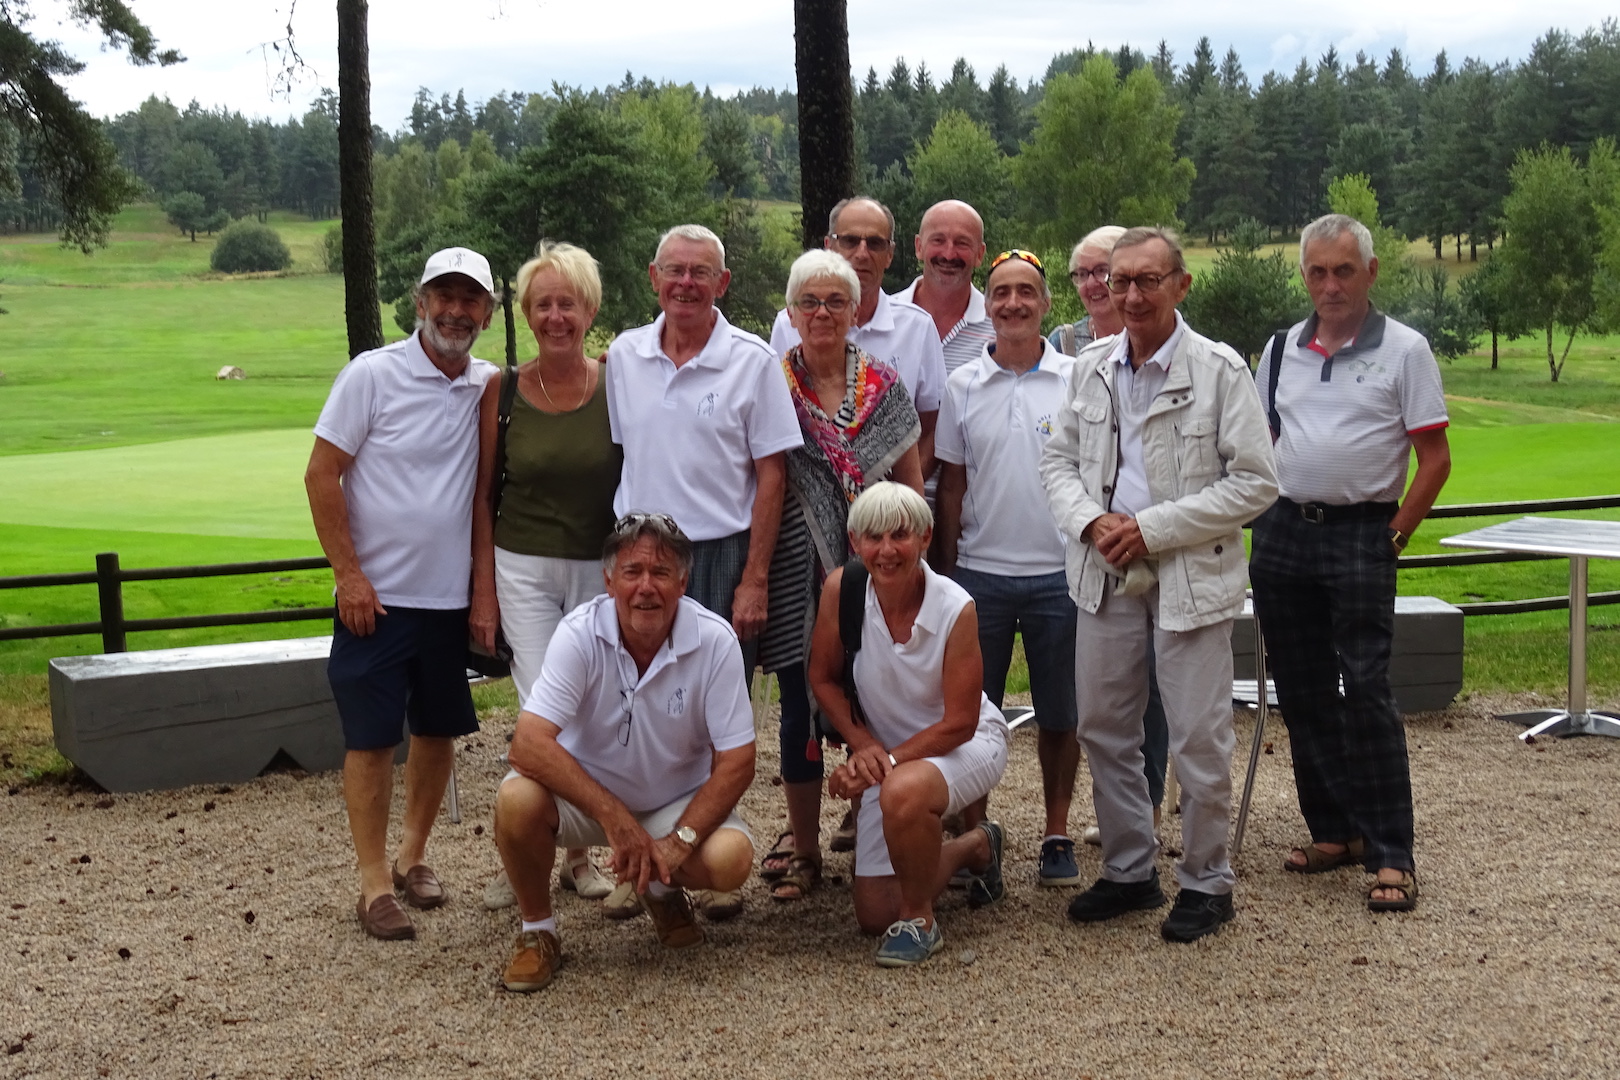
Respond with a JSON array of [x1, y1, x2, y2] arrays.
[[1232, 595, 1464, 715], [49, 637, 350, 793]]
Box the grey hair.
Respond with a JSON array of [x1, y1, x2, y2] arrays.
[[1300, 213, 1375, 269], [1069, 225, 1128, 272], [847, 481, 934, 539], [785, 249, 862, 308], [1112, 226, 1188, 276], [601, 512, 694, 579], [828, 196, 895, 240], [655, 224, 726, 269]]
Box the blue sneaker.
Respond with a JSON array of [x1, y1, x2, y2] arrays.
[[966, 821, 1005, 908], [874, 917, 944, 967], [1038, 837, 1082, 887]]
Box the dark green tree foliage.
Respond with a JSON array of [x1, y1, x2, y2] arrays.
[[210, 219, 292, 273], [1459, 255, 1523, 369], [1403, 264, 1482, 359], [984, 65, 1029, 156], [704, 100, 761, 198], [163, 189, 206, 240], [1180, 218, 1309, 362], [1, 0, 180, 250]]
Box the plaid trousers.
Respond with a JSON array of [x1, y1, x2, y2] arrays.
[[1248, 501, 1414, 872]]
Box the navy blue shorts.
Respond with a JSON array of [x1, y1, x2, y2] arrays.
[[328, 607, 479, 751]]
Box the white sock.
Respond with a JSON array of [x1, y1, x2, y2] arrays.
[[520, 917, 556, 936], [646, 881, 675, 899], [1044, 834, 1071, 844]]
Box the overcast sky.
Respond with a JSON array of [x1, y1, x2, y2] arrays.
[[44, 0, 1620, 126]]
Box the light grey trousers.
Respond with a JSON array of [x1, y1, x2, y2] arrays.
[[1074, 587, 1237, 895]]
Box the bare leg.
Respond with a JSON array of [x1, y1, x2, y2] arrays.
[[960, 795, 988, 831], [784, 780, 823, 859], [672, 829, 754, 892], [395, 734, 454, 872], [879, 763, 991, 928], [344, 747, 397, 905], [495, 775, 560, 922], [1037, 728, 1081, 837]]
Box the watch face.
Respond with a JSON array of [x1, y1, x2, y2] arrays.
[[677, 826, 697, 845]]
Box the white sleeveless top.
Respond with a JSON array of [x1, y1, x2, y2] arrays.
[[852, 561, 1008, 750]]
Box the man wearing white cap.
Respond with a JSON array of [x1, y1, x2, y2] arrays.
[[306, 247, 501, 941]]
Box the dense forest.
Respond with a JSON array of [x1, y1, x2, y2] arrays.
[[3, 22, 1617, 371]]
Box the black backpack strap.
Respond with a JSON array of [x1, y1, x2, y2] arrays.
[[491, 364, 519, 518], [1265, 330, 1287, 442], [837, 557, 869, 727]]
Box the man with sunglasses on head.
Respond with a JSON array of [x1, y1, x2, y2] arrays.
[[492, 513, 757, 992], [1041, 227, 1277, 943], [771, 196, 946, 480]]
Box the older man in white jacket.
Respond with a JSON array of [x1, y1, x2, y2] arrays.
[[1040, 227, 1277, 944]]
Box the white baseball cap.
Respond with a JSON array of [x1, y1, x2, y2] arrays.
[[420, 247, 495, 295]]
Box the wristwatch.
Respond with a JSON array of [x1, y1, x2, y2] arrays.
[[1389, 528, 1409, 556], [674, 825, 698, 848]]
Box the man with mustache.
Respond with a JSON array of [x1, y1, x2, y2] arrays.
[[306, 247, 501, 940], [604, 224, 801, 920], [894, 199, 997, 382], [1041, 227, 1278, 943]]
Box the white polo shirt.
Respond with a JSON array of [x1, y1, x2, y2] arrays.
[[768, 290, 946, 414], [1256, 310, 1449, 505], [1107, 313, 1187, 519], [312, 332, 497, 609], [522, 594, 755, 813], [935, 340, 1073, 577], [893, 278, 998, 377], [606, 310, 803, 542]]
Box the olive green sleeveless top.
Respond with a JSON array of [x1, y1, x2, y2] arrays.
[[493, 365, 623, 560]]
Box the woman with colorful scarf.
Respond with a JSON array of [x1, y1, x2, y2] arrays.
[[756, 249, 924, 902]]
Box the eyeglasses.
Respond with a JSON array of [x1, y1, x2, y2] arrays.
[[617, 684, 636, 746], [1070, 265, 1109, 283], [792, 294, 852, 314], [829, 233, 892, 254], [656, 263, 720, 284], [613, 511, 679, 535], [989, 249, 1045, 277], [1106, 270, 1182, 294]]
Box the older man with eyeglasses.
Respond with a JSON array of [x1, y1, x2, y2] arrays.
[[493, 513, 757, 992], [1041, 226, 1278, 943], [770, 196, 945, 478]]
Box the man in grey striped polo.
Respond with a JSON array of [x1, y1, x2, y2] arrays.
[[1249, 213, 1452, 914]]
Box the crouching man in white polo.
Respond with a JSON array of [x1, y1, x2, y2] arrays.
[[493, 513, 756, 992]]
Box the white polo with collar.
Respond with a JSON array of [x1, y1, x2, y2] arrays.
[[768, 289, 945, 414], [606, 310, 802, 542], [522, 594, 756, 813], [312, 331, 497, 608], [936, 339, 1074, 576], [893, 278, 998, 377], [1107, 312, 1187, 519]]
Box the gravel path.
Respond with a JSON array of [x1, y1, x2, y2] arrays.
[[3, 690, 1617, 1079]]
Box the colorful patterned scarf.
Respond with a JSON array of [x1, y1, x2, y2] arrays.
[[783, 343, 900, 504]]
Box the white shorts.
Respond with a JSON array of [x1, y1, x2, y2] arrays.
[[501, 771, 753, 850], [854, 720, 1008, 878], [494, 546, 605, 705]]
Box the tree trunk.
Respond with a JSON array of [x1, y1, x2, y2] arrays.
[[1454, 233, 1461, 262], [501, 275, 516, 366], [1545, 323, 1557, 382], [1490, 328, 1498, 369], [794, 0, 856, 250], [337, 0, 383, 359]]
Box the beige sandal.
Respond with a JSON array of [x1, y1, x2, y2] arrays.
[[1367, 871, 1418, 912], [1284, 837, 1366, 874], [559, 851, 613, 899], [770, 854, 823, 902]]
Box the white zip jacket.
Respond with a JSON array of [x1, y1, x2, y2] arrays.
[[1039, 325, 1279, 632]]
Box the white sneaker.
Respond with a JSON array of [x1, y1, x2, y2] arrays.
[[602, 880, 643, 920]]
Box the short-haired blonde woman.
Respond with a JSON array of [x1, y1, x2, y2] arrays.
[[476, 240, 623, 910], [756, 251, 923, 904], [807, 482, 1008, 966]]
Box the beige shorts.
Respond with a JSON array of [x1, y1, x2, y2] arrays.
[[854, 720, 1008, 878], [501, 771, 753, 849]]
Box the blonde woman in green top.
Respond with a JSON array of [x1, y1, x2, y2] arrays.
[[476, 241, 624, 910]]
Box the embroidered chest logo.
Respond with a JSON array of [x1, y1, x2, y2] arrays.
[[667, 688, 686, 715], [1035, 414, 1054, 436], [696, 393, 717, 417]]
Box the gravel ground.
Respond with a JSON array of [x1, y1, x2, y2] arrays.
[[3, 689, 1618, 1079]]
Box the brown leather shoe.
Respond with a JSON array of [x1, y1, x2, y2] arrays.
[[642, 888, 704, 949], [502, 929, 562, 992], [357, 894, 416, 940], [392, 863, 447, 909]]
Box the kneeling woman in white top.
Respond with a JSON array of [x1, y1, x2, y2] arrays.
[[808, 482, 1010, 967]]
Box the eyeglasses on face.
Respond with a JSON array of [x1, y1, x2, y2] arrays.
[[656, 263, 720, 284], [1106, 270, 1182, 295], [793, 294, 852, 314], [829, 233, 892, 254], [1070, 265, 1109, 283]]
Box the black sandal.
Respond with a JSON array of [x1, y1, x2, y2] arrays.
[[759, 830, 795, 882]]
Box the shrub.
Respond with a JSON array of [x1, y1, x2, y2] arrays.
[[210, 221, 292, 274], [322, 224, 343, 273]]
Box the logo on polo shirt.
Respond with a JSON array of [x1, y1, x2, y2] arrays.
[[696, 393, 717, 418], [667, 687, 686, 715], [1036, 414, 1054, 436]]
